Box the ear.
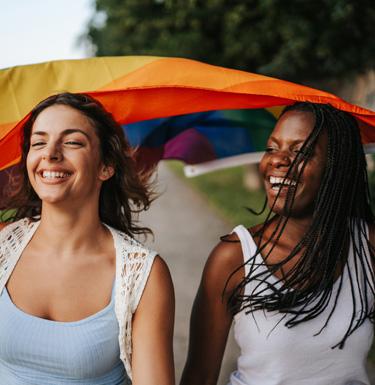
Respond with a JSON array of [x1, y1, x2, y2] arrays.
[[99, 165, 115, 181]]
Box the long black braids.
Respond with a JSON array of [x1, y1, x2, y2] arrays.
[[226, 102, 375, 348]]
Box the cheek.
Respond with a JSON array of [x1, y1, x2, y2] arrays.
[[301, 162, 325, 193], [77, 153, 102, 180], [26, 152, 37, 177], [25, 153, 39, 192], [258, 157, 267, 177]]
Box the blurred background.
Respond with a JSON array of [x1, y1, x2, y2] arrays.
[[1, 0, 375, 383]]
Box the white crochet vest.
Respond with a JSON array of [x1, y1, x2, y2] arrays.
[[0, 218, 157, 380]]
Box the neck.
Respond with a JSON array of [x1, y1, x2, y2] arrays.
[[35, 201, 109, 256], [265, 214, 313, 244], [283, 215, 313, 238]]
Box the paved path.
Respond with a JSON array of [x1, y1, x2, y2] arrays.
[[141, 162, 239, 384], [141, 162, 375, 385]]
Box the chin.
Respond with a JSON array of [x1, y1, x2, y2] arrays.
[[40, 197, 67, 205], [269, 204, 314, 220], [36, 191, 70, 205], [267, 194, 286, 215]]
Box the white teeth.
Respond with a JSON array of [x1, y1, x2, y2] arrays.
[[269, 176, 296, 186], [41, 171, 71, 179]]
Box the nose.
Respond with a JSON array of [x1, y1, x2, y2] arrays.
[[41, 143, 62, 162], [269, 152, 292, 168]]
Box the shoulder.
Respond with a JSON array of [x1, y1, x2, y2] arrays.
[[206, 232, 243, 273], [0, 217, 32, 238], [130, 255, 173, 314], [149, 255, 172, 282], [0, 218, 36, 268], [139, 256, 174, 302], [109, 226, 157, 261], [108, 227, 164, 310], [139, 255, 172, 289], [0, 219, 18, 232], [201, 230, 245, 296]]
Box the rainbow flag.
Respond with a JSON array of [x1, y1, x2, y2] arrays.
[[1, 56, 374, 187]]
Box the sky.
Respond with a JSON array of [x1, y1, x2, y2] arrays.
[[0, 0, 93, 70]]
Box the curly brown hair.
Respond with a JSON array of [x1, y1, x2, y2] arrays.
[[0, 92, 156, 237]]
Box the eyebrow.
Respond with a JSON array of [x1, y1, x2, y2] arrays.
[[268, 136, 305, 145], [31, 129, 91, 139]]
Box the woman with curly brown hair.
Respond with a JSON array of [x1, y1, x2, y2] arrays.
[[0, 93, 175, 385]]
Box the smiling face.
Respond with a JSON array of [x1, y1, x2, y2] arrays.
[[26, 104, 113, 206], [259, 110, 327, 218]]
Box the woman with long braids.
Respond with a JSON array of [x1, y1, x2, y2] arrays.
[[180, 102, 375, 385], [0, 93, 175, 385]]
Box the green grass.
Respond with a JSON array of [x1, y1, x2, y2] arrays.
[[167, 160, 268, 228]]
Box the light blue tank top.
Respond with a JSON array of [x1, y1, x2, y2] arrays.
[[0, 283, 131, 385]]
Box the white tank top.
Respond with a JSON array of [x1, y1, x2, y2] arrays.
[[229, 225, 373, 385]]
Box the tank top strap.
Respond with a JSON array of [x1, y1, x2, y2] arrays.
[[231, 225, 259, 277]]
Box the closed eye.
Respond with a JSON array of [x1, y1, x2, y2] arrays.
[[65, 141, 83, 146], [31, 142, 46, 147], [294, 148, 311, 158]]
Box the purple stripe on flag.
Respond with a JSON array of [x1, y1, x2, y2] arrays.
[[163, 128, 216, 164]]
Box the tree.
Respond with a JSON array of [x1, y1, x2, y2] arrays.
[[84, 0, 375, 82]]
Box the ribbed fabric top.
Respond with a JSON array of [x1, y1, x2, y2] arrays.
[[228, 224, 373, 385], [0, 218, 158, 380], [0, 281, 130, 385]]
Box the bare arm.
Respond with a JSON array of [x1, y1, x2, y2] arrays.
[[180, 236, 244, 385], [132, 256, 175, 385]]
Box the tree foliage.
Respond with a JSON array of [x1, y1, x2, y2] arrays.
[[85, 0, 375, 82]]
